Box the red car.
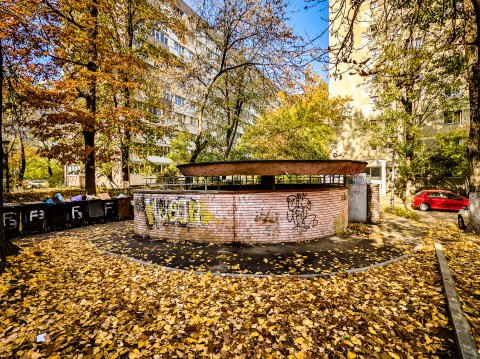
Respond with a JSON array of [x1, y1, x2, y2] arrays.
[[412, 190, 469, 211]]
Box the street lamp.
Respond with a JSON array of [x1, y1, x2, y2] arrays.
[[2, 139, 10, 193], [389, 135, 397, 208]]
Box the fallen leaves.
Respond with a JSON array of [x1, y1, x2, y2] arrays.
[[434, 221, 480, 349], [0, 222, 456, 357]]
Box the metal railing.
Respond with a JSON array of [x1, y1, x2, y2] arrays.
[[140, 175, 346, 191]]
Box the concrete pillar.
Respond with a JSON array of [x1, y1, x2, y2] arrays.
[[347, 173, 367, 222], [260, 175, 275, 190]]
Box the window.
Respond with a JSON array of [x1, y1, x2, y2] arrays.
[[366, 166, 381, 179], [444, 110, 462, 124], [173, 95, 184, 106], [164, 91, 172, 102], [173, 41, 185, 54], [446, 193, 462, 200], [176, 7, 185, 17], [148, 106, 163, 116], [370, 0, 378, 9], [445, 86, 461, 97], [154, 30, 168, 45]]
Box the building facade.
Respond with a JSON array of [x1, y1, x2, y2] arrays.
[[328, 0, 469, 196]]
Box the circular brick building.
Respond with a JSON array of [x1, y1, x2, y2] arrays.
[[133, 160, 367, 244]]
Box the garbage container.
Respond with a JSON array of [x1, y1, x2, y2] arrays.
[[117, 197, 133, 220], [103, 199, 118, 221], [45, 203, 68, 231], [65, 201, 88, 228], [87, 199, 105, 224], [21, 201, 47, 235], [3, 203, 21, 239]]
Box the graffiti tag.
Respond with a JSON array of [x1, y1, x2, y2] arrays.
[[135, 196, 208, 228], [286, 193, 318, 230], [254, 210, 278, 224]]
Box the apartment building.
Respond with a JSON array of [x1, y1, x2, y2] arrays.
[[328, 0, 469, 196], [66, 0, 260, 188]]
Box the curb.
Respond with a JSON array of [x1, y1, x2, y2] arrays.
[[434, 242, 479, 359]]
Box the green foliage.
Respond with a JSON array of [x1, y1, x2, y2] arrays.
[[383, 206, 420, 222], [24, 156, 64, 187], [362, 8, 469, 197], [235, 77, 349, 160], [162, 132, 194, 176], [426, 128, 469, 179]]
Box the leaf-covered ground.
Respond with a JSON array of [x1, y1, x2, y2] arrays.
[[15, 217, 420, 276], [0, 228, 456, 358], [432, 220, 480, 351]]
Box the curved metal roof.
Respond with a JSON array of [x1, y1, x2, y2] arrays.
[[177, 160, 367, 176]]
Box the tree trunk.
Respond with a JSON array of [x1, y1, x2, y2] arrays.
[[400, 89, 416, 198], [0, 39, 19, 274], [0, 37, 6, 273], [82, 0, 99, 195], [19, 137, 26, 184], [83, 128, 96, 195], [224, 99, 243, 160], [47, 158, 53, 178], [121, 129, 130, 183], [121, 84, 131, 183], [467, 1, 480, 233], [189, 138, 208, 163]]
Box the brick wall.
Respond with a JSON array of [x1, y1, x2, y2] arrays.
[[367, 184, 381, 224], [133, 188, 348, 244]]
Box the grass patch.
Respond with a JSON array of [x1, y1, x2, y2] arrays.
[[383, 205, 421, 222]]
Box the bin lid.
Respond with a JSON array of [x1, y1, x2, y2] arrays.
[[3, 203, 22, 207], [20, 201, 45, 205]]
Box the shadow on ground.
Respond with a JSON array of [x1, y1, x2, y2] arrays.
[[16, 212, 424, 276]]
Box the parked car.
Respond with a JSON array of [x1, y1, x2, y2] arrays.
[[412, 189, 469, 211], [457, 207, 469, 230]]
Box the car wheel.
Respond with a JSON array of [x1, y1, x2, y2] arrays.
[[418, 203, 429, 211], [458, 215, 466, 230]]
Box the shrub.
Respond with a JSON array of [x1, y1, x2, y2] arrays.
[[383, 205, 420, 222]]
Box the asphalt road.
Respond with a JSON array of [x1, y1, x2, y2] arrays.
[[415, 208, 459, 226]]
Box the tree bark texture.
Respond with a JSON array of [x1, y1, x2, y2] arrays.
[[0, 39, 19, 274], [467, 1, 480, 232], [19, 137, 26, 184], [83, 1, 99, 195]]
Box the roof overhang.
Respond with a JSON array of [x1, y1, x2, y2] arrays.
[[177, 160, 367, 177]]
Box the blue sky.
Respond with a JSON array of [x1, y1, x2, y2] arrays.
[[287, 0, 329, 79]]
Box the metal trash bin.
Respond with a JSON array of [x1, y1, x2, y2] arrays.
[[21, 201, 47, 235], [3, 203, 21, 239], [87, 199, 105, 224], [116, 197, 133, 220], [45, 203, 68, 231], [103, 199, 118, 221], [65, 201, 88, 228]]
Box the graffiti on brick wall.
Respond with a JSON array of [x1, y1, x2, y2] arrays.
[[286, 193, 318, 230], [134, 195, 216, 228], [254, 209, 278, 224]]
